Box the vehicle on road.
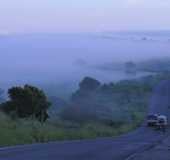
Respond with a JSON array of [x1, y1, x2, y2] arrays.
[[147, 114, 168, 132], [147, 114, 159, 126], [156, 115, 168, 132]]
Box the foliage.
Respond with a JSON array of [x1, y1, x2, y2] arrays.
[[1, 85, 51, 122], [0, 112, 141, 147], [62, 76, 151, 123], [79, 77, 101, 91], [71, 76, 101, 103]]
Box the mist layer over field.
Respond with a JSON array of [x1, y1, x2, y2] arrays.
[[0, 31, 169, 96]]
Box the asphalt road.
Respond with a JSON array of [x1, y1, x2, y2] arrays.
[[0, 80, 170, 160]]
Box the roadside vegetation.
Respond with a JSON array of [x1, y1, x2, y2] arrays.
[[0, 72, 170, 146], [0, 112, 139, 146]]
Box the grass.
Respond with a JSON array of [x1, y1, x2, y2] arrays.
[[0, 112, 144, 147]]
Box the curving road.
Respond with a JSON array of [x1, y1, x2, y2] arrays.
[[0, 80, 170, 160]]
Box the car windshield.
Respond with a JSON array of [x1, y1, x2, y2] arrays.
[[147, 115, 157, 120]]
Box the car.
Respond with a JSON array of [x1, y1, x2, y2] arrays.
[[147, 114, 159, 127], [156, 115, 168, 129]]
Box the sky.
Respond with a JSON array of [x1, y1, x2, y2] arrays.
[[0, 0, 170, 34]]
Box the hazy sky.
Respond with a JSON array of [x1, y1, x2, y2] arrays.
[[0, 0, 170, 33]]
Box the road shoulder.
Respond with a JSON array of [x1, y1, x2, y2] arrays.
[[130, 135, 170, 160]]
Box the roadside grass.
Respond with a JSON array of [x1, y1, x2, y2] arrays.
[[0, 112, 144, 147]]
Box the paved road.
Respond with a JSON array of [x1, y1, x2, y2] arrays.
[[0, 80, 170, 160], [132, 135, 170, 160]]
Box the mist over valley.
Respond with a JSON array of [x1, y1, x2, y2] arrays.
[[0, 31, 170, 97]]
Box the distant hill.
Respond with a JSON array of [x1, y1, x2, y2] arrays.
[[137, 58, 170, 72], [98, 58, 170, 73]]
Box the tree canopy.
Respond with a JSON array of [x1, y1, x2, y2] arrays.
[[79, 77, 101, 91], [1, 85, 51, 122]]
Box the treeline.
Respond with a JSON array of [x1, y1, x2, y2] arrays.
[[1, 72, 170, 125], [60, 73, 170, 123], [0, 77, 148, 125], [61, 77, 151, 124]]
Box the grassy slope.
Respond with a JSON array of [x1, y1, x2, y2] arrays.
[[0, 111, 143, 147]]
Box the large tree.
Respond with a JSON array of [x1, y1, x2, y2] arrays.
[[1, 85, 51, 122], [79, 77, 101, 91], [71, 77, 101, 102]]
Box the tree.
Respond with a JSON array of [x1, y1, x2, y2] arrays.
[[79, 77, 101, 91], [71, 77, 101, 102], [1, 85, 51, 122]]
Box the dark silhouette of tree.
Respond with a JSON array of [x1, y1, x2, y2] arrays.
[[79, 77, 101, 91], [71, 77, 101, 102], [1, 85, 51, 122]]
